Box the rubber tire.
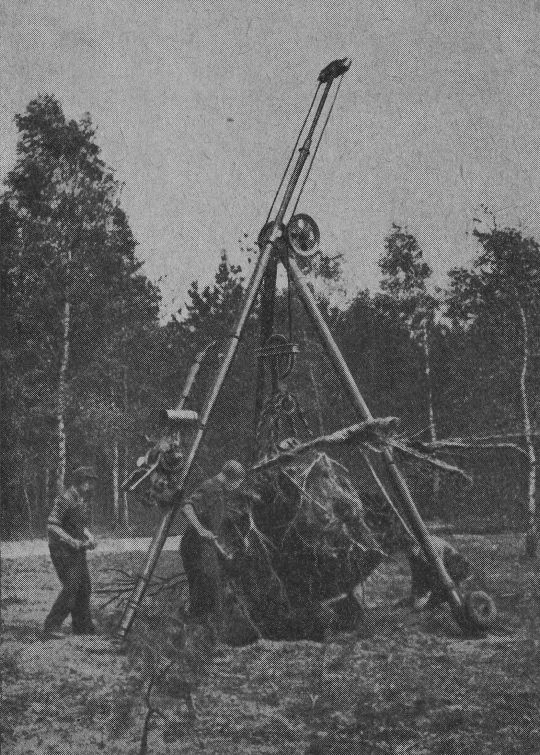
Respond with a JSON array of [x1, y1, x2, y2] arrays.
[[463, 590, 497, 630]]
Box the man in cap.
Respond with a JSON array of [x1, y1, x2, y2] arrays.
[[180, 460, 246, 633], [43, 466, 98, 638]]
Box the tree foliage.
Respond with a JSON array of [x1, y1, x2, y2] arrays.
[[447, 223, 540, 555], [1, 96, 160, 535], [380, 223, 438, 334], [2, 97, 539, 545]]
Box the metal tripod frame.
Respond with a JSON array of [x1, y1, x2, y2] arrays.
[[118, 59, 474, 640]]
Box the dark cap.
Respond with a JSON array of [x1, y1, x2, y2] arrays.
[[72, 466, 98, 485], [221, 460, 246, 481]]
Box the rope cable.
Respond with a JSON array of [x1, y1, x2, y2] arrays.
[[265, 83, 322, 226], [290, 74, 345, 218]]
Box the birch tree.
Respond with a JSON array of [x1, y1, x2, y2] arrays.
[[447, 224, 540, 557], [3, 95, 160, 523], [0, 200, 26, 537], [380, 224, 441, 503], [3, 96, 121, 491]]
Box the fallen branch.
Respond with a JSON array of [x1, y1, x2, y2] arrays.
[[101, 567, 136, 580], [96, 573, 188, 609], [412, 438, 529, 458], [252, 417, 400, 473], [390, 439, 473, 483], [251, 417, 473, 483]]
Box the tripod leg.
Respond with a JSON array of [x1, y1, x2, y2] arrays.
[[117, 242, 276, 640], [286, 255, 472, 631]]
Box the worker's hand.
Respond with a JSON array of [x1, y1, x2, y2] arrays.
[[199, 528, 217, 541], [85, 536, 97, 550], [79, 538, 96, 551]]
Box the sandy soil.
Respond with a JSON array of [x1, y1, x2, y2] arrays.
[[1, 536, 182, 560], [1, 534, 539, 754]]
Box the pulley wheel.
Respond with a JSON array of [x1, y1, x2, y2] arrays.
[[286, 214, 320, 258]]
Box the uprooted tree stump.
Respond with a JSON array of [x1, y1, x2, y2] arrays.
[[215, 449, 387, 644], [130, 415, 484, 643]]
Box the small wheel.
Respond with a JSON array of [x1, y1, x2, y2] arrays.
[[463, 590, 497, 630]]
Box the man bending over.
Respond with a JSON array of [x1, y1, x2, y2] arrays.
[[180, 460, 246, 635]]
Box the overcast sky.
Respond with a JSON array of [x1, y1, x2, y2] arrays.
[[2, 0, 540, 315]]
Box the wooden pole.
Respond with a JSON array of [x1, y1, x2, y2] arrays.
[[286, 254, 471, 630], [117, 240, 275, 639]]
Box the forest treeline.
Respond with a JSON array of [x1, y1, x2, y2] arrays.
[[1, 97, 539, 554]]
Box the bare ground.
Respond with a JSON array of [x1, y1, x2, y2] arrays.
[[1, 534, 539, 755]]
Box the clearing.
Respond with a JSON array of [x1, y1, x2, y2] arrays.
[[1, 533, 539, 754]]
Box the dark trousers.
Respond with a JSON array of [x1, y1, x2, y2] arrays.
[[44, 544, 94, 634], [180, 528, 223, 624], [409, 549, 471, 607]]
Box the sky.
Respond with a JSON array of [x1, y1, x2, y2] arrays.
[[2, 0, 540, 316]]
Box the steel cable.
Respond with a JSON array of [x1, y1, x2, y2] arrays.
[[290, 74, 345, 219], [265, 83, 322, 226]]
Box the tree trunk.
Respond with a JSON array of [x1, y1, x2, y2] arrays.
[[0, 331, 20, 539], [57, 298, 70, 494], [33, 470, 40, 533], [112, 440, 120, 528], [22, 458, 33, 538], [422, 320, 440, 506], [118, 367, 130, 532], [138, 709, 153, 755], [120, 445, 130, 531], [519, 305, 537, 557], [42, 467, 50, 530]]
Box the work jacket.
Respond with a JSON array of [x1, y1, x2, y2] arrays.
[[47, 486, 88, 549]]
